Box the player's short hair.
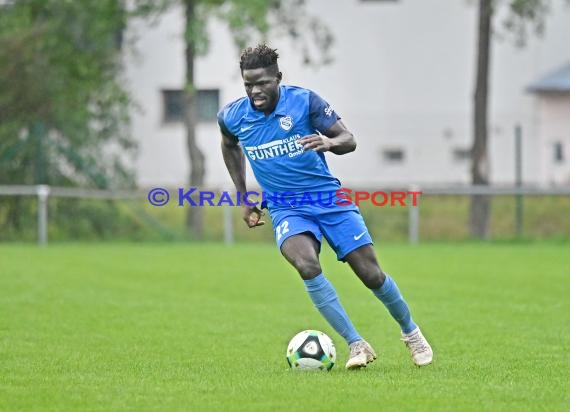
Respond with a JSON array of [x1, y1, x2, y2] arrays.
[[239, 44, 279, 72]]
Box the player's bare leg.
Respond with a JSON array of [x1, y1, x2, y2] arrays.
[[280, 233, 322, 281]]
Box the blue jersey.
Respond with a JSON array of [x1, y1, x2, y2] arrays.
[[218, 85, 343, 209]]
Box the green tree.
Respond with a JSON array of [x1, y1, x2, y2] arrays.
[[0, 0, 133, 188], [0, 0, 166, 235], [470, 0, 568, 238], [177, 0, 333, 238], [0, 0, 330, 239]]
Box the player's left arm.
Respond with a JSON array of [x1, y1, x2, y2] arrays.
[[298, 91, 356, 155], [299, 120, 356, 155]]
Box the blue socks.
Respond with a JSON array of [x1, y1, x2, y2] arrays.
[[304, 273, 362, 345], [304, 273, 417, 342], [372, 274, 417, 334]]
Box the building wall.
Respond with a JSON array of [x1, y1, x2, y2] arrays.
[[536, 95, 570, 184], [124, 0, 570, 189]]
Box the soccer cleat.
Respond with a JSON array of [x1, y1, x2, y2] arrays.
[[401, 327, 433, 366], [345, 340, 377, 370]]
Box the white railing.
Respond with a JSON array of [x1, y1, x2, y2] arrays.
[[0, 185, 145, 246], [1, 184, 569, 246]]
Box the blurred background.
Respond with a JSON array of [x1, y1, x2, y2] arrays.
[[1, 0, 569, 244]]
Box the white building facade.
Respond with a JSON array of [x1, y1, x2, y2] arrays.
[[124, 0, 570, 189]]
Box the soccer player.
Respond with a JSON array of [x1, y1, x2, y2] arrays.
[[218, 44, 433, 369]]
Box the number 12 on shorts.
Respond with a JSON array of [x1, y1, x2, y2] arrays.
[[276, 221, 289, 241]]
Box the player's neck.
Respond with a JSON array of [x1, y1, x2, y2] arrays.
[[262, 88, 281, 116]]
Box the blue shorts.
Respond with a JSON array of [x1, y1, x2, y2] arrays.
[[267, 202, 373, 261]]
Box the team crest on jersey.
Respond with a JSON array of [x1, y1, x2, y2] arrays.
[[279, 115, 293, 131]]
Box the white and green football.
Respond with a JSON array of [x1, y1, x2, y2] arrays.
[[286, 330, 336, 371]]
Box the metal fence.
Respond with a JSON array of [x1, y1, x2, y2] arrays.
[[1, 184, 569, 245]]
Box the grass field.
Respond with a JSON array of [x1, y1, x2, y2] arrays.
[[1, 242, 568, 411]]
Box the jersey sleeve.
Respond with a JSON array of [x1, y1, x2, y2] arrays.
[[217, 108, 238, 141], [309, 91, 341, 134]]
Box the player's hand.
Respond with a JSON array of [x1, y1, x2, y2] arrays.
[[242, 205, 265, 228], [298, 134, 333, 152]]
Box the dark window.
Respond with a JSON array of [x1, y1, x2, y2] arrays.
[[553, 142, 564, 163], [383, 148, 405, 162], [197, 90, 220, 123], [162, 89, 220, 124], [452, 148, 471, 162], [162, 90, 184, 123]]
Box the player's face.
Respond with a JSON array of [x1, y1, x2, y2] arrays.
[[242, 67, 281, 114]]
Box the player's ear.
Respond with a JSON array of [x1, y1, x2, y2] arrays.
[[276, 71, 282, 82]]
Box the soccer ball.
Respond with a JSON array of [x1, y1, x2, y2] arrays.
[[286, 330, 336, 371]]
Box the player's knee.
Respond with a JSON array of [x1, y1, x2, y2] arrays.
[[294, 258, 322, 280], [361, 267, 385, 289]]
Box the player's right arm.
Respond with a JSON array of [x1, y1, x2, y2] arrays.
[[220, 130, 246, 193], [219, 122, 265, 228]]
